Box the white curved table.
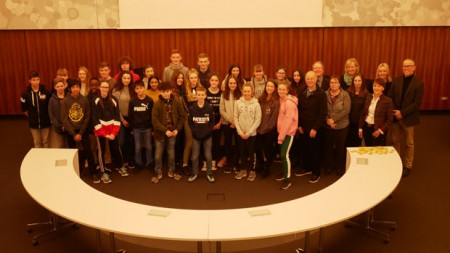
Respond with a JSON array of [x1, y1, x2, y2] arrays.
[[21, 147, 402, 252]]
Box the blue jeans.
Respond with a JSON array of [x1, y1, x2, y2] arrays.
[[154, 136, 176, 174], [191, 136, 212, 175], [133, 128, 153, 166]]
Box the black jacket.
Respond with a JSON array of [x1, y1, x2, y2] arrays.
[[298, 87, 327, 131], [20, 84, 51, 129]]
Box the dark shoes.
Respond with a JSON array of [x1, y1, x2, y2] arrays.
[[402, 167, 411, 177], [281, 180, 291, 190], [295, 169, 312, 177], [309, 174, 320, 183]]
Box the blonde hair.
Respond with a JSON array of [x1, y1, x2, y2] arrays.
[[184, 68, 203, 102], [375, 63, 392, 82], [344, 58, 360, 73]]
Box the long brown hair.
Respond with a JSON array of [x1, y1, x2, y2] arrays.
[[222, 76, 242, 100], [348, 74, 367, 97], [258, 80, 279, 105]]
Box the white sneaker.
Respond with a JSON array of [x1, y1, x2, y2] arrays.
[[212, 160, 217, 171]]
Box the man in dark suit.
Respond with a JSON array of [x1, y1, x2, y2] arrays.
[[312, 61, 330, 91], [388, 59, 424, 177]]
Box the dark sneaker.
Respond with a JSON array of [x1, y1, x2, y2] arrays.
[[207, 174, 215, 183], [402, 167, 411, 177], [224, 166, 231, 174], [295, 169, 312, 177], [126, 161, 136, 169], [93, 174, 101, 184], [281, 180, 291, 190], [309, 174, 320, 183], [275, 173, 285, 181], [188, 174, 198, 182]]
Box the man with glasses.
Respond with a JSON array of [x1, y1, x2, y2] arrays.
[[388, 59, 424, 177]]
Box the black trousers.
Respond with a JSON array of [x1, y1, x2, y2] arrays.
[[66, 131, 96, 176], [324, 127, 349, 174], [255, 128, 277, 175], [363, 123, 387, 147]]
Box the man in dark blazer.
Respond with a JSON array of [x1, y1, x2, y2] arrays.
[[312, 61, 330, 91], [388, 58, 424, 177]]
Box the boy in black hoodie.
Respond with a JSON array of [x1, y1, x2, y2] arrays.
[[20, 71, 51, 148], [187, 86, 215, 183]]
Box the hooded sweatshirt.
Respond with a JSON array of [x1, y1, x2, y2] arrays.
[[188, 102, 215, 140], [277, 95, 298, 144], [48, 92, 67, 134], [61, 94, 91, 136], [20, 84, 51, 129], [234, 97, 261, 137]]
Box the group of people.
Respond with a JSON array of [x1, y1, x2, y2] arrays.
[[20, 50, 424, 190]]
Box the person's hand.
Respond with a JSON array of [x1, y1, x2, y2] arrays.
[[240, 133, 248, 140], [122, 119, 129, 127], [213, 123, 221, 130], [393, 110, 402, 120], [165, 130, 172, 137], [326, 118, 334, 126], [310, 129, 317, 138], [358, 130, 363, 139], [74, 134, 82, 142], [372, 130, 381, 138], [172, 130, 178, 136], [298, 127, 304, 134]]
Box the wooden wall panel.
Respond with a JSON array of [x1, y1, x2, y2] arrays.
[[395, 27, 448, 110], [249, 28, 323, 79], [0, 27, 449, 114], [175, 29, 251, 80], [25, 30, 102, 87], [0, 31, 29, 114], [441, 30, 450, 110], [98, 30, 176, 78], [323, 27, 397, 78]]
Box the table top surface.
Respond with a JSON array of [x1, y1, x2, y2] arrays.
[[21, 147, 402, 241]]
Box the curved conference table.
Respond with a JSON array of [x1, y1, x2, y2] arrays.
[[21, 147, 402, 252]]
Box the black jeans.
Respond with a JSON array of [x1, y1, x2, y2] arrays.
[[255, 129, 277, 175], [66, 131, 96, 176], [237, 135, 256, 171]]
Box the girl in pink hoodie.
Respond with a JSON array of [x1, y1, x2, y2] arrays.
[[277, 81, 298, 190]]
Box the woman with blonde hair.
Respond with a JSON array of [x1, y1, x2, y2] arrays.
[[340, 58, 360, 90], [369, 63, 392, 95]]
